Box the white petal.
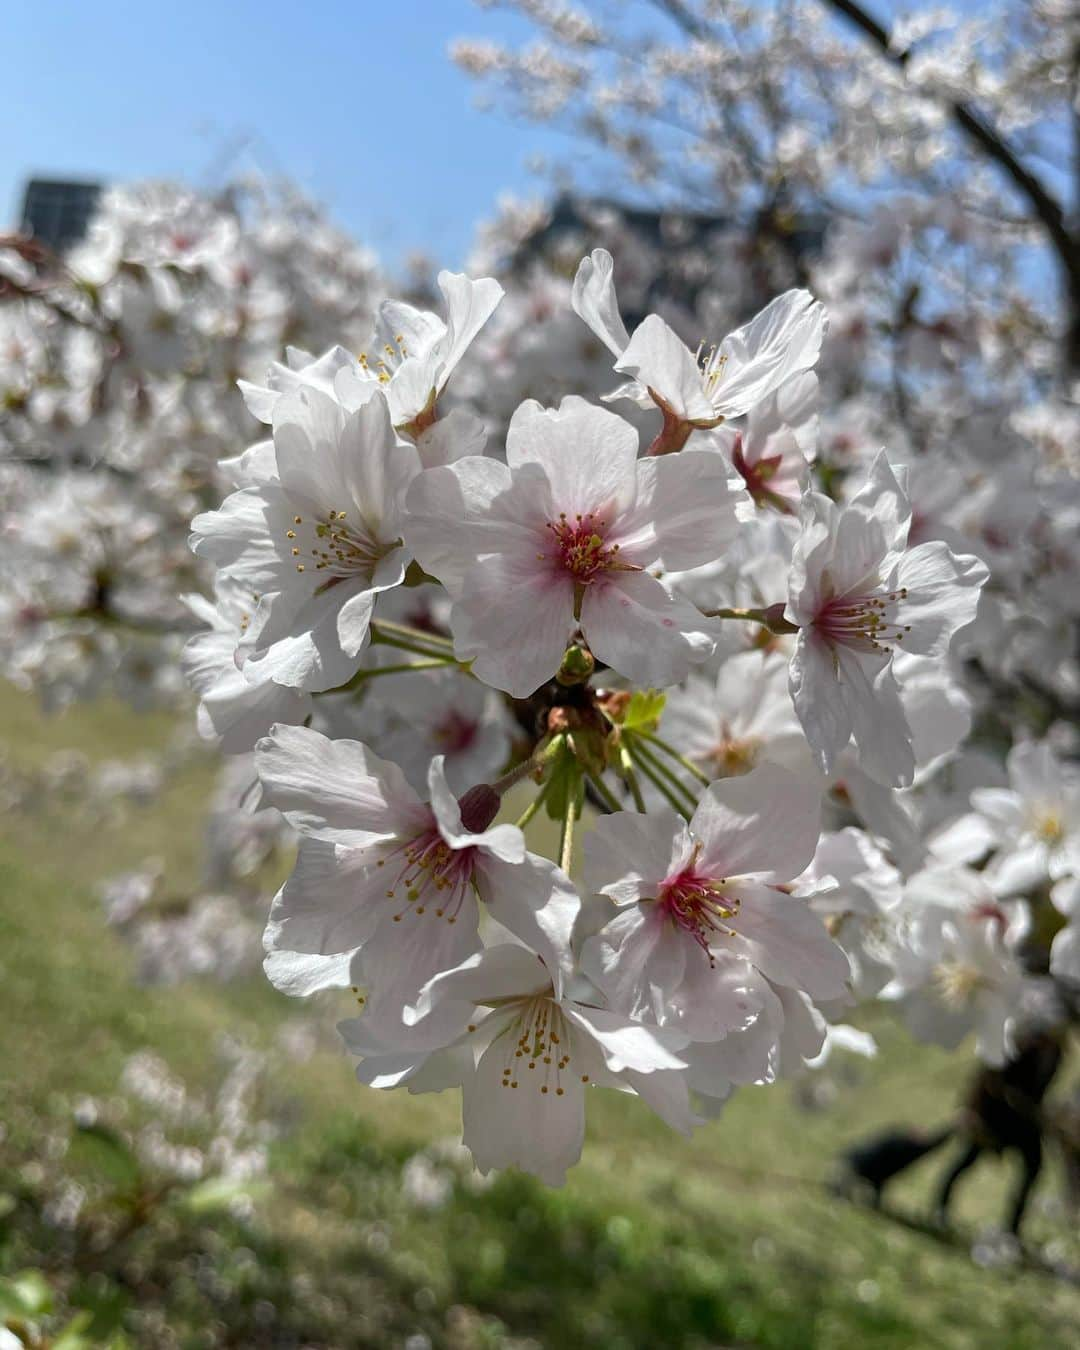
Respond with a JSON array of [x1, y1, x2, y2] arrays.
[[409, 943, 551, 1025], [1052, 877, 1080, 918], [272, 386, 348, 507], [463, 1033, 586, 1186], [335, 587, 379, 660], [723, 881, 851, 1000], [620, 1066, 700, 1135], [846, 449, 911, 553], [413, 406, 488, 468], [451, 555, 575, 697], [614, 314, 715, 423], [666, 946, 766, 1042], [582, 571, 714, 688], [182, 628, 311, 754], [505, 396, 639, 519], [403, 456, 517, 594], [583, 808, 689, 903], [581, 905, 688, 1026], [433, 270, 504, 389], [895, 542, 988, 658], [1050, 923, 1080, 981], [563, 1004, 688, 1073], [1007, 740, 1064, 801], [264, 838, 385, 961], [570, 248, 630, 358], [242, 574, 373, 692], [476, 853, 580, 995], [263, 948, 353, 997], [599, 377, 654, 409], [928, 811, 999, 865], [255, 723, 425, 840], [774, 983, 829, 1067], [622, 450, 739, 571], [339, 393, 420, 531], [788, 629, 853, 776], [715, 290, 827, 419], [376, 297, 446, 363], [356, 895, 482, 1025], [841, 650, 916, 789], [691, 762, 822, 882], [189, 486, 284, 593]]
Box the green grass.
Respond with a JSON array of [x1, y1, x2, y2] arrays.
[[2, 688, 1080, 1348]]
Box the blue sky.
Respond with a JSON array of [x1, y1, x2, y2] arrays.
[[2, 1, 576, 271], [4, 0, 1067, 288]]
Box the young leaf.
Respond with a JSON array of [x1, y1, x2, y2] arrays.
[[618, 689, 666, 734]]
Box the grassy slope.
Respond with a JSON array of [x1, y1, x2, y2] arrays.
[[1, 688, 1079, 1349]]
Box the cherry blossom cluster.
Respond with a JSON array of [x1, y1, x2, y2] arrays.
[[1, 179, 382, 711], [6, 155, 1080, 1184], [0, 179, 384, 979], [176, 236, 1013, 1185]]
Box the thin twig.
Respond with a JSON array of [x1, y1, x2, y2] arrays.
[[629, 737, 699, 815], [369, 618, 454, 652], [336, 657, 454, 691], [625, 742, 694, 819], [515, 775, 554, 830], [641, 731, 712, 787], [585, 768, 625, 814], [559, 767, 583, 874], [619, 745, 648, 812]]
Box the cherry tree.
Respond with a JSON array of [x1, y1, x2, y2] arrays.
[[2, 0, 1079, 1190]]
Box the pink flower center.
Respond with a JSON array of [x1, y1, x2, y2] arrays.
[[433, 709, 479, 755], [731, 434, 792, 514], [814, 585, 911, 655], [378, 824, 476, 924], [541, 511, 623, 583], [657, 862, 740, 966]]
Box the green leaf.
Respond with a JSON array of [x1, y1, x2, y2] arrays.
[[69, 1123, 142, 1194], [52, 1309, 96, 1349], [618, 690, 666, 734], [69, 1273, 130, 1341], [0, 1268, 54, 1318], [175, 1175, 270, 1215]]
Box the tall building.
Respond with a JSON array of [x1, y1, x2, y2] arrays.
[[19, 178, 101, 252]]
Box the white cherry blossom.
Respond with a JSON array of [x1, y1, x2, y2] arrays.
[[340, 943, 694, 1186], [180, 575, 311, 753], [785, 451, 987, 788], [334, 270, 503, 436], [405, 396, 734, 695], [884, 866, 1026, 1066], [974, 741, 1080, 895], [191, 387, 417, 693], [713, 372, 817, 517], [580, 765, 850, 1052], [801, 828, 903, 1002], [572, 248, 826, 449], [661, 648, 809, 780], [255, 724, 580, 1018]]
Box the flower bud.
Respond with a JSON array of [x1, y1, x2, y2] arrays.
[[457, 783, 501, 834], [556, 643, 595, 686]]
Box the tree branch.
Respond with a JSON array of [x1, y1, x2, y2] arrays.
[[822, 0, 1080, 367]]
